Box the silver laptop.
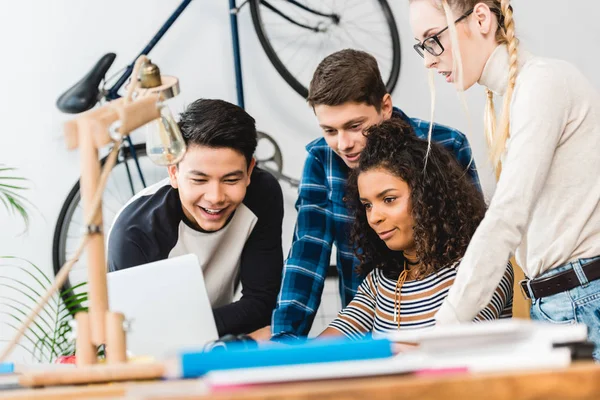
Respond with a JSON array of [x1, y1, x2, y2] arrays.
[[106, 254, 219, 358]]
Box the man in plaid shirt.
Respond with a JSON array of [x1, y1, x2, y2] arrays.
[[270, 49, 481, 340]]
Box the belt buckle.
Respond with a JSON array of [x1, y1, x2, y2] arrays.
[[519, 279, 533, 300]]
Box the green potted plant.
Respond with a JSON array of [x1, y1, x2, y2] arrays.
[[0, 165, 87, 363]]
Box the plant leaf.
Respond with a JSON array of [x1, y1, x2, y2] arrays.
[[2, 257, 53, 286], [0, 254, 87, 361], [59, 281, 89, 318], [0, 165, 31, 227], [1, 311, 51, 347], [0, 282, 57, 325], [60, 281, 89, 298], [0, 339, 40, 360], [54, 319, 75, 356], [60, 291, 89, 305], [0, 183, 28, 190], [0, 257, 55, 295], [0, 255, 86, 362], [32, 332, 54, 363], [59, 303, 88, 320], [0, 258, 59, 309], [3, 317, 52, 362], [0, 297, 54, 334]]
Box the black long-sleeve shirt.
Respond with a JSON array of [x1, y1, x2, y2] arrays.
[[107, 167, 284, 336]]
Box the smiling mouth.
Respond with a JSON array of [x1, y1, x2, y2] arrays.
[[377, 228, 396, 240], [199, 206, 226, 216], [343, 153, 360, 160]]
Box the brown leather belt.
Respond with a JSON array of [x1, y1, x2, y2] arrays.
[[520, 258, 600, 300]]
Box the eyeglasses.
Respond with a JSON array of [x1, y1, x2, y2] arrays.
[[413, 9, 474, 58]]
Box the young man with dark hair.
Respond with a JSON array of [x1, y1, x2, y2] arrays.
[[108, 99, 284, 337], [270, 49, 481, 340]]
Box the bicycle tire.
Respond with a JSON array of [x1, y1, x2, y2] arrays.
[[52, 143, 167, 297], [250, 0, 402, 99]]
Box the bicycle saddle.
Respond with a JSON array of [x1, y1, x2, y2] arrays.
[[56, 53, 116, 114]]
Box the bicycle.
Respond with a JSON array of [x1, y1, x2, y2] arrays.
[[53, 0, 402, 299]]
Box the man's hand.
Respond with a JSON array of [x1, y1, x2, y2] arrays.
[[248, 325, 272, 342]]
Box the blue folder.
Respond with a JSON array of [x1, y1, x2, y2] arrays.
[[179, 337, 393, 379]]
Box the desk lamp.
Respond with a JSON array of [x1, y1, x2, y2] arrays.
[[0, 56, 186, 385]]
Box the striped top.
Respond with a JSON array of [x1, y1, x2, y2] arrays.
[[329, 263, 513, 339]]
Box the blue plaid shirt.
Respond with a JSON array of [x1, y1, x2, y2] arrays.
[[271, 108, 481, 339]]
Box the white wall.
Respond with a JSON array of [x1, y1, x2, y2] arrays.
[[1, 0, 599, 361]]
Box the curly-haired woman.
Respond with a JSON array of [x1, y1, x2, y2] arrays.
[[321, 119, 513, 338]]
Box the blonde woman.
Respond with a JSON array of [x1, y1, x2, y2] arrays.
[[409, 0, 600, 358]]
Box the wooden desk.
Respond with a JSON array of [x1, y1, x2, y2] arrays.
[[2, 362, 599, 400]]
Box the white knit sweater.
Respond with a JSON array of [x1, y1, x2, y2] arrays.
[[436, 44, 600, 324]]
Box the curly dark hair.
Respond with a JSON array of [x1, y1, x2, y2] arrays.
[[348, 119, 486, 279]]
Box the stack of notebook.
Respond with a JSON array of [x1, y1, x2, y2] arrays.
[[202, 319, 591, 388]]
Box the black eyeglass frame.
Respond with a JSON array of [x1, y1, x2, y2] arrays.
[[413, 9, 474, 58]]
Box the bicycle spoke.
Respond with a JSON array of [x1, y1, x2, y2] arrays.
[[343, 21, 391, 38], [107, 181, 128, 205], [342, 8, 388, 23], [112, 165, 130, 204], [266, 31, 306, 42], [293, 37, 323, 83], [281, 33, 315, 66], [69, 212, 83, 226], [352, 20, 396, 25], [339, 28, 389, 61], [340, 0, 370, 13], [102, 203, 120, 219], [317, 27, 334, 68], [313, 27, 334, 70], [273, 31, 314, 58], [103, 185, 124, 207], [338, 25, 393, 52], [313, 0, 334, 14], [343, 9, 382, 21]]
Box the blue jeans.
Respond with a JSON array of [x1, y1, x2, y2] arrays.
[[528, 256, 600, 361]]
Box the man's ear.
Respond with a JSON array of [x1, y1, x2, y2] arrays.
[[246, 158, 256, 186], [168, 164, 179, 189], [381, 93, 393, 120]]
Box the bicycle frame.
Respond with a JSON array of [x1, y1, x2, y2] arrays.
[[103, 0, 334, 106], [99, 0, 318, 193], [105, 0, 193, 102], [104, 0, 249, 107]]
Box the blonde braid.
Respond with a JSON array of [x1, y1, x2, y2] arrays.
[[490, 0, 518, 178], [484, 88, 498, 176]]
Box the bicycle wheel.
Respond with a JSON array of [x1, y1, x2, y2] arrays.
[[256, 131, 283, 174], [52, 143, 169, 299], [250, 0, 401, 99], [256, 131, 299, 187]]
